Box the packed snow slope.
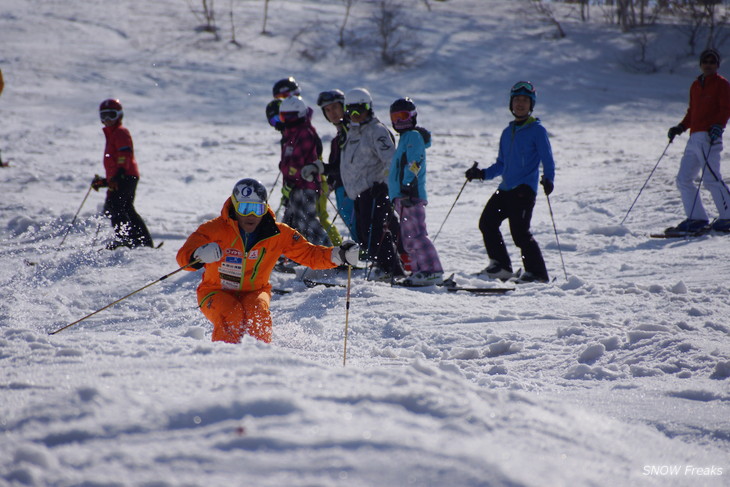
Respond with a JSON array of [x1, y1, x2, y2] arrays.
[[1, 0, 729, 486]]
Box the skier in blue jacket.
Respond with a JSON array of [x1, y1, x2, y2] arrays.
[[465, 81, 555, 283]]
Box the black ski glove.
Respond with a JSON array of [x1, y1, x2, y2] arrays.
[[709, 124, 723, 143], [91, 175, 108, 191], [540, 176, 554, 196], [465, 165, 484, 182], [667, 124, 685, 142]]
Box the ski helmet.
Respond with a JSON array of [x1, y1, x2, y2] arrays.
[[345, 87, 373, 118], [700, 48, 721, 67], [317, 89, 345, 108], [389, 97, 417, 132], [231, 178, 268, 217], [266, 99, 283, 131], [317, 89, 345, 121], [509, 81, 536, 113], [278, 96, 308, 124], [272, 77, 301, 99], [99, 98, 123, 122]]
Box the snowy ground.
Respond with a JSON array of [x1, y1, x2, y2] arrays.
[[1, 0, 729, 486]]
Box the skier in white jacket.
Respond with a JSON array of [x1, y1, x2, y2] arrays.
[[340, 88, 405, 280]]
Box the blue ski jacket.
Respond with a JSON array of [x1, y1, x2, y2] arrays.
[[388, 127, 431, 202], [483, 117, 555, 193]]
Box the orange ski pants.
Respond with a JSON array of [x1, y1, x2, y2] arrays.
[[200, 290, 272, 343]]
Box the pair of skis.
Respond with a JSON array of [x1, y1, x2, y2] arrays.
[[303, 273, 514, 294]]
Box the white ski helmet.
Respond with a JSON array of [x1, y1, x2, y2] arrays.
[[279, 96, 307, 120], [345, 87, 373, 107], [232, 178, 267, 204]]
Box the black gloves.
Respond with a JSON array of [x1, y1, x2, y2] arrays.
[[540, 175, 554, 196], [465, 165, 484, 182], [710, 124, 723, 143], [667, 124, 685, 142], [91, 175, 108, 191]]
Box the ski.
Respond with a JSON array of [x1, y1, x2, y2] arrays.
[[272, 288, 291, 295], [303, 276, 513, 294], [444, 286, 513, 294], [303, 279, 346, 289], [650, 231, 709, 239]]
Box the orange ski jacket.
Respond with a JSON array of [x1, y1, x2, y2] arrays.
[[177, 198, 337, 306], [680, 72, 730, 133]]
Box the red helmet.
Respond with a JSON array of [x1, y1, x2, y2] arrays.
[[99, 98, 123, 111], [99, 98, 123, 122]]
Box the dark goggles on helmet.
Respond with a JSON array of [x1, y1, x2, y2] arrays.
[[317, 91, 343, 107], [345, 103, 370, 117], [232, 198, 267, 217], [99, 109, 121, 122], [511, 81, 535, 93], [702, 56, 718, 65], [390, 110, 415, 123]]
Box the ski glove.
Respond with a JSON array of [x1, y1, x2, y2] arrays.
[[280, 184, 292, 208], [709, 124, 724, 143], [301, 160, 325, 182], [193, 242, 222, 264], [667, 124, 685, 142], [540, 176, 554, 196], [91, 175, 108, 191], [465, 166, 484, 182], [331, 240, 359, 267]]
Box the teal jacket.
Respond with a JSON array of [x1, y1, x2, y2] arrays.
[[388, 127, 431, 201]]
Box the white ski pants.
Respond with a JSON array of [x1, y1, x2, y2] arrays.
[[676, 132, 730, 220]]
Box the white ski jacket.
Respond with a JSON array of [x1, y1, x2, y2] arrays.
[[340, 117, 396, 199]]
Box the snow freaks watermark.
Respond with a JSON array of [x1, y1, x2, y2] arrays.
[[642, 465, 724, 477]]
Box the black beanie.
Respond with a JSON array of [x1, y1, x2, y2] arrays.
[[700, 48, 721, 67]]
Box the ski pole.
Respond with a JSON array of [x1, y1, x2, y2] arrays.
[[58, 184, 94, 249], [686, 160, 708, 228], [545, 193, 568, 280], [620, 139, 672, 225], [700, 143, 730, 203], [49, 260, 200, 335], [433, 161, 478, 242], [266, 171, 281, 205], [327, 193, 357, 239], [343, 264, 352, 366]]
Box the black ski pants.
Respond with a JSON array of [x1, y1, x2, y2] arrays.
[[479, 184, 548, 279], [354, 182, 404, 277], [103, 176, 153, 248]]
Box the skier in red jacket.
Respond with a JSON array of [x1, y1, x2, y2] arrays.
[[666, 48, 730, 235], [92, 99, 154, 249]]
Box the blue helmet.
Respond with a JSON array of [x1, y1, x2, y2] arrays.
[[509, 81, 536, 113]]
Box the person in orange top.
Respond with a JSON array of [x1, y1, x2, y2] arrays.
[[666, 48, 730, 234], [177, 178, 359, 343], [92, 98, 154, 248]]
